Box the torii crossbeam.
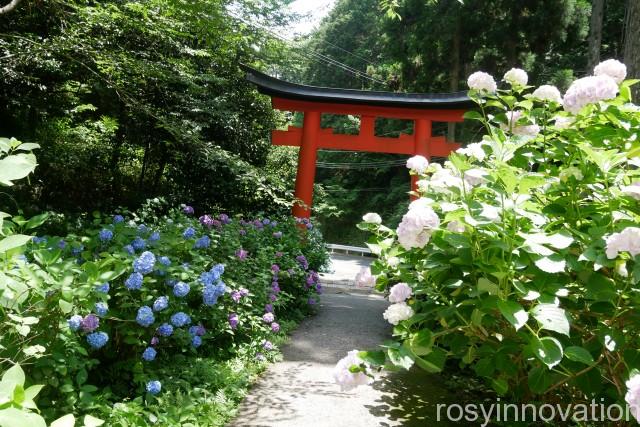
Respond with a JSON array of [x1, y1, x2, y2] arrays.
[[244, 66, 473, 219]]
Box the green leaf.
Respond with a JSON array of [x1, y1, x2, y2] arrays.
[[409, 330, 434, 355], [414, 348, 447, 373], [528, 366, 553, 393], [50, 414, 75, 427], [531, 304, 570, 336], [357, 350, 386, 367], [0, 408, 46, 427], [83, 415, 105, 427], [564, 346, 594, 365], [0, 235, 33, 254], [2, 365, 25, 386], [497, 300, 529, 331], [491, 378, 509, 395], [387, 346, 414, 370], [531, 337, 563, 368], [477, 278, 499, 295], [0, 153, 37, 186], [23, 385, 44, 401], [24, 213, 48, 231], [534, 256, 566, 273], [59, 300, 73, 314]]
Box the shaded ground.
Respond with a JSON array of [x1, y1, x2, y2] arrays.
[[228, 291, 457, 426], [319, 253, 375, 291]]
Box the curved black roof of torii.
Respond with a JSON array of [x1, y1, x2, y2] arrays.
[[242, 65, 474, 110]]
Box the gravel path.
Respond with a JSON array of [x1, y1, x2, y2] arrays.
[[228, 291, 456, 427]]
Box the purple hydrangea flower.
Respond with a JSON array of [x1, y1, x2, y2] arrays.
[[271, 264, 280, 273], [272, 282, 280, 293], [125, 272, 144, 290], [170, 312, 191, 327], [96, 282, 110, 293], [228, 313, 239, 329], [265, 304, 274, 313], [231, 291, 241, 303], [173, 282, 190, 297], [183, 205, 194, 215], [199, 215, 214, 227], [136, 306, 155, 327], [262, 312, 275, 323], [192, 335, 202, 348], [183, 227, 196, 239], [95, 302, 108, 317], [239, 229, 247, 236], [308, 298, 316, 305], [306, 223, 313, 230], [256, 352, 266, 362], [151, 336, 160, 346], [113, 214, 124, 224], [87, 332, 108, 349], [142, 347, 156, 361], [239, 288, 249, 297], [296, 255, 309, 270], [157, 323, 173, 337], [146, 380, 161, 395], [262, 340, 274, 351], [275, 251, 283, 258], [153, 296, 169, 312], [81, 314, 100, 332], [68, 315, 83, 331], [273, 232, 282, 239], [236, 248, 248, 260], [133, 251, 156, 275], [188, 325, 206, 336], [270, 294, 277, 302], [271, 322, 280, 333], [219, 214, 231, 224], [262, 218, 270, 225], [193, 235, 210, 249], [99, 229, 113, 242]]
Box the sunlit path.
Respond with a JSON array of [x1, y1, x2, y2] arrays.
[[228, 290, 456, 427]]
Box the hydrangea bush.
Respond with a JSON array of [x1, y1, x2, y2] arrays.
[[1, 201, 327, 419], [338, 60, 640, 412]]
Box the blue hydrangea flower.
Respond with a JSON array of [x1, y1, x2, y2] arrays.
[[113, 214, 124, 224], [153, 296, 169, 312], [99, 229, 113, 242], [182, 227, 196, 239], [133, 251, 156, 275], [191, 336, 202, 348], [203, 282, 226, 306], [148, 232, 160, 242], [170, 312, 191, 327], [96, 282, 110, 293], [146, 380, 161, 395], [124, 244, 135, 255], [136, 306, 155, 327], [165, 279, 176, 287], [87, 332, 109, 349], [32, 236, 47, 244], [67, 315, 83, 331], [157, 323, 173, 336], [95, 302, 108, 317], [142, 347, 157, 361], [262, 218, 270, 225], [159, 256, 171, 266], [132, 237, 146, 251], [173, 282, 190, 298], [199, 264, 225, 286], [71, 245, 84, 256], [193, 236, 210, 249], [57, 240, 67, 249], [125, 272, 144, 290], [138, 224, 149, 234]]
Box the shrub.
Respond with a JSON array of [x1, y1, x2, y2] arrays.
[[342, 61, 640, 413]]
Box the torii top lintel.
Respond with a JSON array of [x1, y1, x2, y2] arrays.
[[242, 65, 473, 218]]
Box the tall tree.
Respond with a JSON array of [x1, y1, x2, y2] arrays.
[[587, 0, 605, 72], [624, 0, 640, 98]]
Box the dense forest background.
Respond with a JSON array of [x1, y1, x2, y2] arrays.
[[1, 0, 639, 243]]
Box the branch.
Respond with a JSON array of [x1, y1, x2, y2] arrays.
[[0, 0, 23, 15]]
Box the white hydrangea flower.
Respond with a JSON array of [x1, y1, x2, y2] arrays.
[[456, 142, 487, 162], [467, 71, 497, 92], [333, 350, 373, 391], [605, 227, 640, 259], [594, 59, 627, 84], [362, 212, 382, 224], [503, 110, 540, 136], [553, 116, 574, 129], [621, 182, 640, 200], [396, 203, 440, 250], [388, 283, 412, 303], [626, 373, 640, 422], [563, 75, 618, 114], [480, 204, 501, 221], [406, 155, 430, 174], [532, 85, 562, 103], [447, 221, 466, 233], [503, 68, 528, 86], [464, 168, 489, 187], [429, 168, 463, 190], [354, 267, 376, 288], [382, 302, 414, 325]]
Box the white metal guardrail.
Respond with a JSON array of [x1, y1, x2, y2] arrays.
[[326, 244, 374, 257]]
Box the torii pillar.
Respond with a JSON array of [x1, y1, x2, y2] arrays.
[[243, 66, 473, 219]]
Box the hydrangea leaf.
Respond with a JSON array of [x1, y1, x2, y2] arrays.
[[83, 414, 105, 427], [531, 304, 570, 336], [0, 234, 33, 254], [497, 300, 529, 331], [531, 336, 563, 368], [534, 256, 566, 273], [0, 153, 37, 186], [357, 350, 386, 367], [50, 414, 75, 427], [564, 346, 594, 365], [414, 348, 447, 373]]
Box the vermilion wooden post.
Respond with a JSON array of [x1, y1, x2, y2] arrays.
[[410, 118, 432, 200], [292, 110, 321, 219]]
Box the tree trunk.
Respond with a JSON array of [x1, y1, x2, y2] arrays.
[[587, 0, 604, 73], [448, 16, 461, 142], [624, 0, 640, 99], [0, 0, 23, 15]]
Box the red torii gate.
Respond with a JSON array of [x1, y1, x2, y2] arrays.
[[244, 66, 473, 219]]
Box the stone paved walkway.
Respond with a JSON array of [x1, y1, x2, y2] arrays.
[[228, 289, 456, 427]]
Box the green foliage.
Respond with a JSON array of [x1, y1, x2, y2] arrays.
[[363, 70, 640, 407]]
